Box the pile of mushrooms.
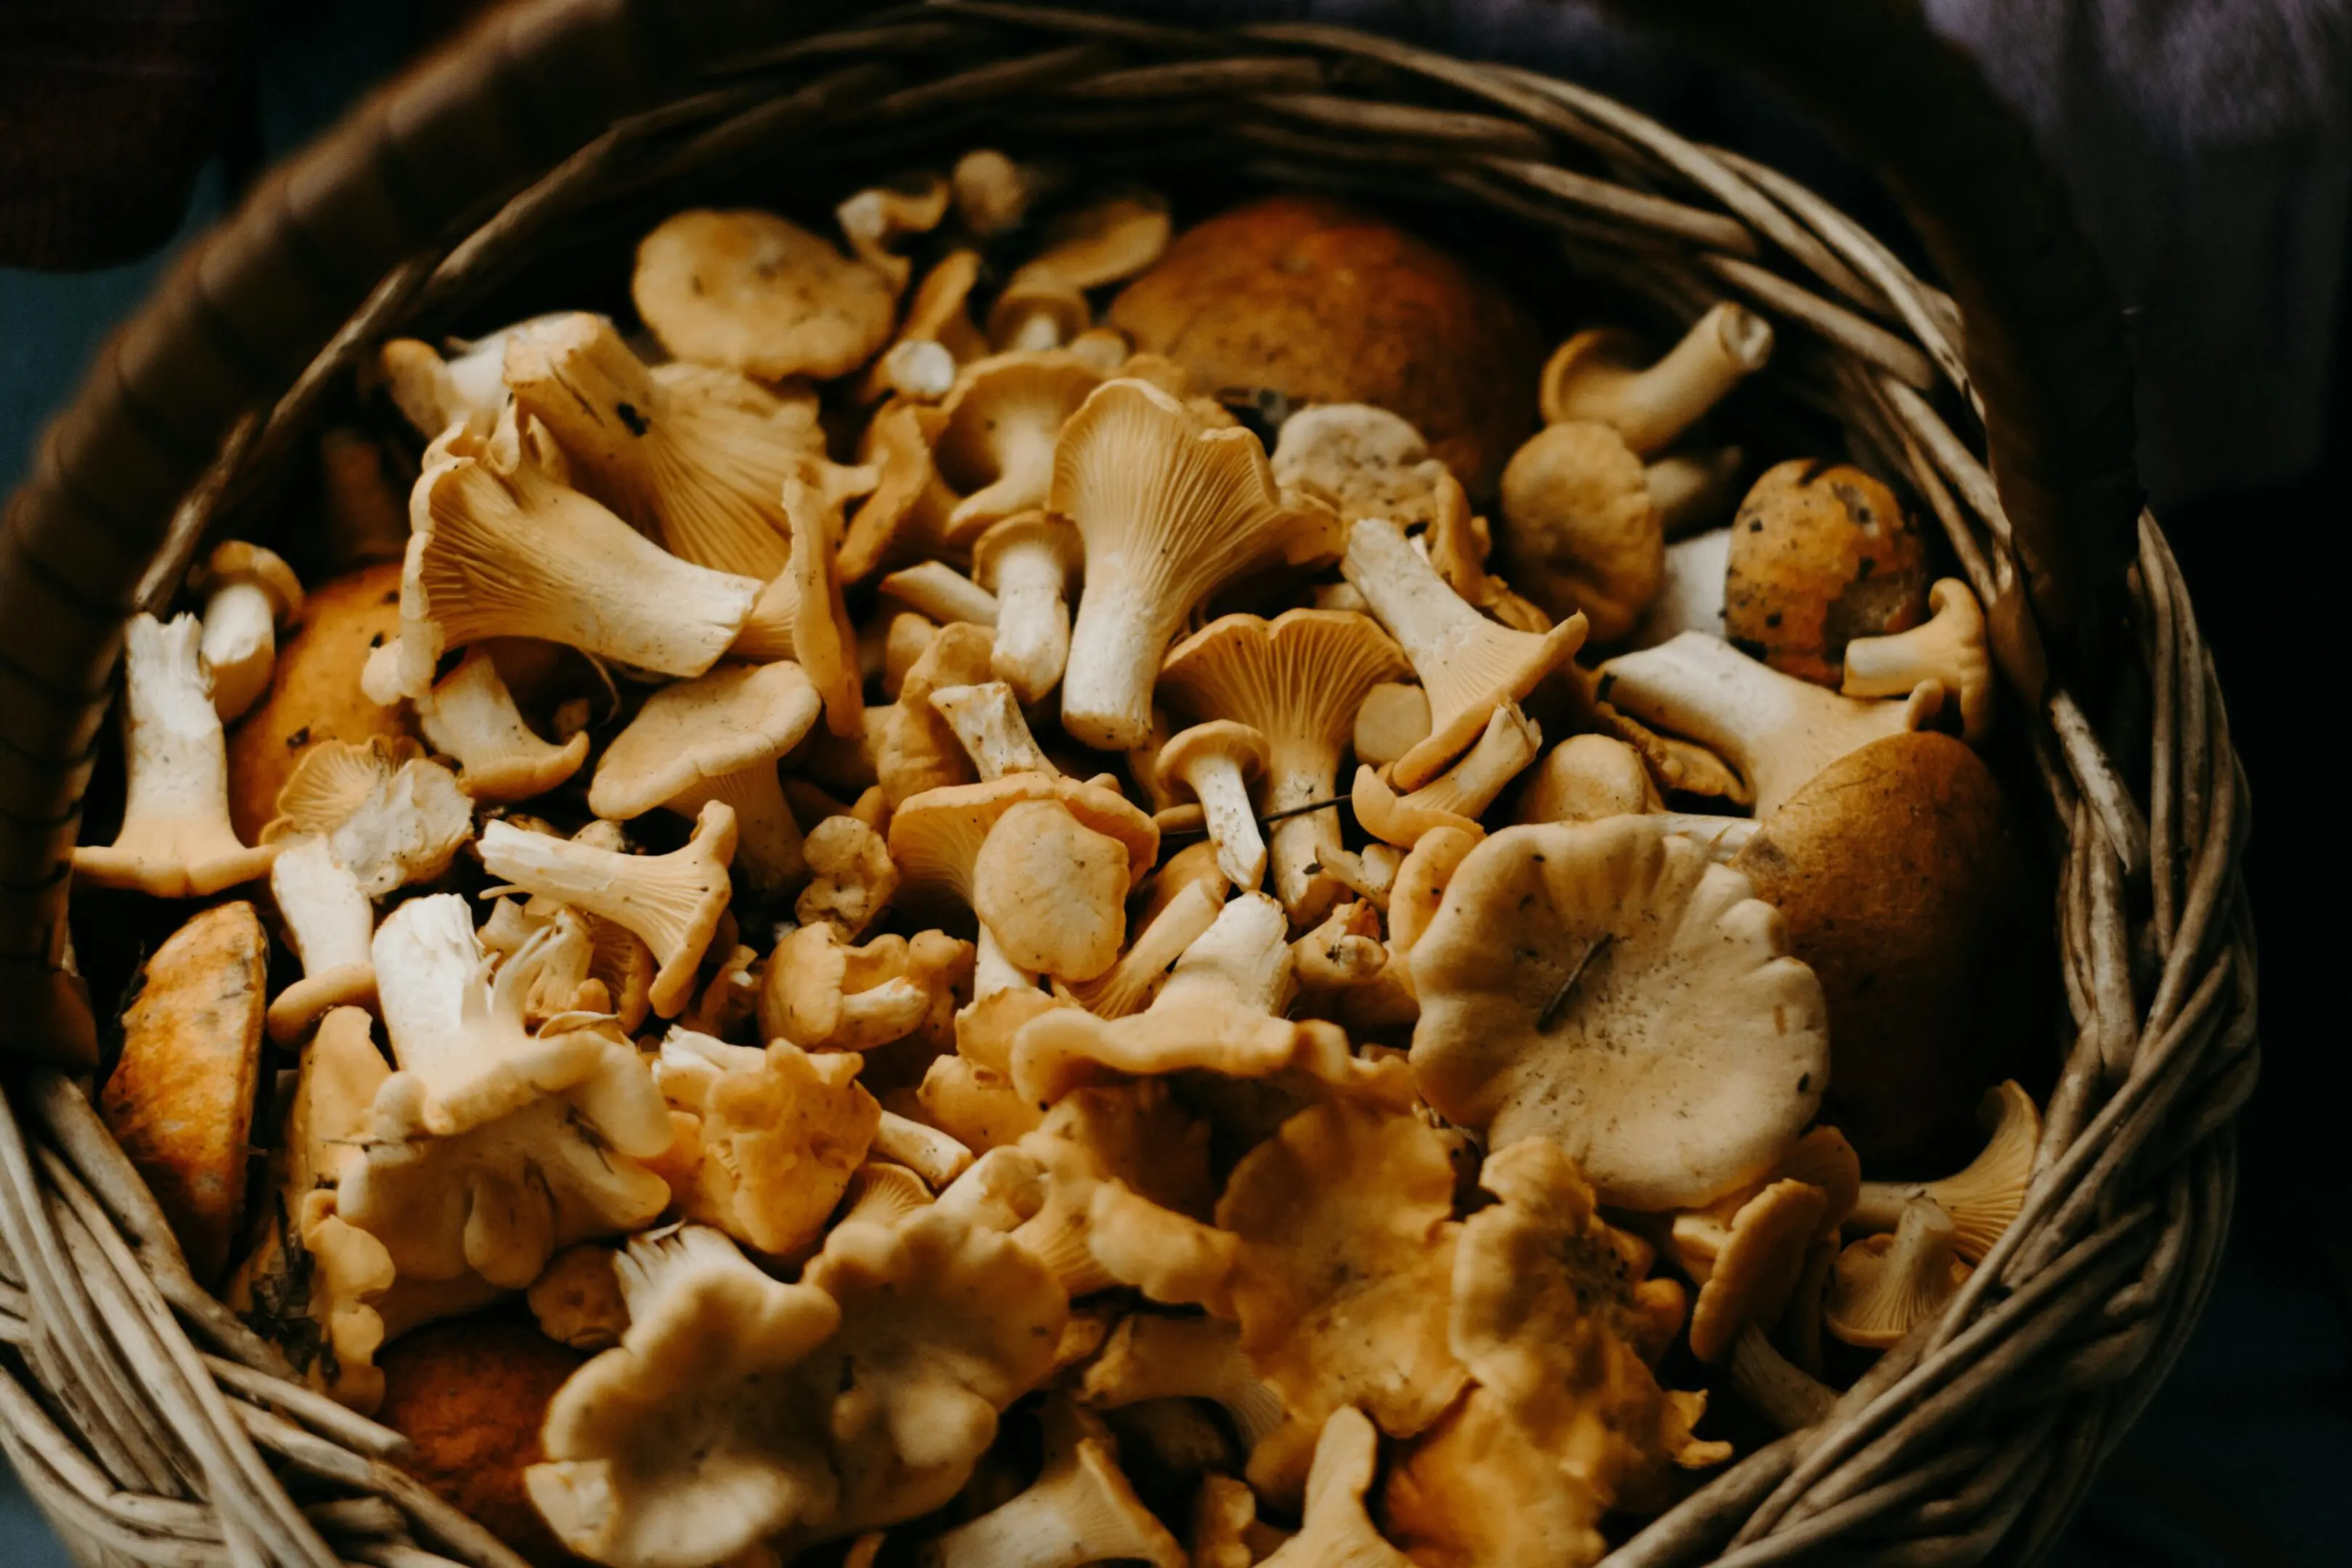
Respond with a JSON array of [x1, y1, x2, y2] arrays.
[[75, 158, 2052, 1568]]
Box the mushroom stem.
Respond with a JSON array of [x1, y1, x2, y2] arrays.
[[677, 763, 804, 899], [478, 801, 738, 1017], [1647, 446, 1745, 539], [1849, 1081, 2037, 1260], [1842, 578, 1992, 743], [873, 1110, 975, 1190], [266, 835, 380, 1044], [1179, 756, 1265, 891], [976, 923, 1041, 1000], [987, 536, 1075, 703], [75, 613, 279, 897], [1340, 518, 1585, 791], [1726, 1324, 1837, 1432], [1056, 879, 1224, 1019], [415, 650, 589, 804], [930, 682, 1057, 780], [200, 579, 282, 722], [881, 561, 1000, 628], [1543, 303, 1776, 456], [1060, 573, 1177, 751], [917, 1407, 1181, 1568]]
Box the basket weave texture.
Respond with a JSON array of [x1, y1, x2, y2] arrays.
[[0, 4, 2254, 1567]]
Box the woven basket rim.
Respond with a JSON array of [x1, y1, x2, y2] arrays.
[[0, 7, 2253, 1568]]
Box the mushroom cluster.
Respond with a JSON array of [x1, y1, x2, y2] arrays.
[[78, 163, 2051, 1568]]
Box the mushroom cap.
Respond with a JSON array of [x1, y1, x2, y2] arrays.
[[632, 209, 896, 380], [194, 540, 304, 621], [1686, 1178, 1829, 1363], [1730, 732, 2046, 1170], [891, 772, 1159, 914], [970, 508, 1082, 592], [1824, 1196, 1970, 1349], [1159, 610, 1409, 780], [590, 663, 823, 820], [1497, 421, 1664, 642], [1724, 460, 1930, 687], [1156, 720, 1270, 788], [1267, 403, 1458, 530], [933, 351, 1106, 534], [1016, 192, 1174, 293], [1410, 818, 1829, 1209], [973, 799, 1132, 982], [227, 561, 412, 843], [1108, 194, 1541, 492], [839, 399, 955, 583], [669, 1037, 882, 1257], [1514, 732, 1662, 825]]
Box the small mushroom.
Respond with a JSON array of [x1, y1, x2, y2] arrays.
[[929, 680, 1057, 780], [932, 351, 1105, 536], [1050, 378, 1340, 749], [1850, 1081, 2039, 1261], [1844, 577, 1993, 742], [759, 923, 950, 1053], [1156, 721, 1270, 890], [797, 814, 900, 940], [632, 208, 896, 380], [879, 560, 1000, 629], [1351, 682, 1430, 770], [1080, 1312, 1302, 1503], [1259, 1409, 1414, 1568], [872, 1108, 978, 1190], [788, 468, 867, 740], [836, 1161, 936, 1229], [1824, 1196, 1971, 1349], [1597, 631, 1942, 818], [366, 422, 761, 703], [1007, 1081, 1214, 1297], [415, 649, 589, 804], [972, 511, 1082, 702], [1339, 517, 1584, 791], [1679, 1180, 1829, 1363], [1724, 460, 1931, 687], [264, 834, 378, 1044], [76, 613, 279, 897], [1350, 701, 1540, 849], [856, 249, 991, 406], [378, 312, 577, 439], [920, 1398, 1184, 1568], [478, 801, 738, 1018], [528, 1244, 631, 1352], [1053, 876, 1225, 1020], [974, 799, 1132, 982], [190, 542, 303, 722], [838, 399, 957, 584], [1191, 1474, 1294, 1568], [1410, 819, 1829, 1209], [1539, 302, 1775, 457], [1496, 420, 1665, 643], [1160, 610, 1410, 925], [989, 192, 1173, 351], [99, 901, 269, 1283], [1514, 732, 1661, 825], [1267, 402, 1458, 530], [589, 662, 823, 899], [836, 172, 952, 297], [950, 148, 1050, 238], [915, 1053, 1044, 1153], [263, 735, 473, 899]]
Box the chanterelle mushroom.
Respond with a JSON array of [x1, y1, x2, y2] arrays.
[[478, 801, 738, 1017], [76, 613, 279, 897], [1258, 1408, 1412, 1568], [1155, 720, 1270, 891], [1159, 611, 1410, 924], [1340, 517, 1585, 791], [1049, 378, 1339, 749], [416, 650, 589, 804], [1079, 1312, 1304, 1503], [365, 420, 761, 703], [836, 173, 950, 298], [1007, 1081, 1213, 1297], [1268, 402, 1459, 530], [932, 351, 1105, 536], [1850, 1081, 2038, 1261], [1384, 1138, 1723, 1568], [920, 1397, 1183, 1568], [502, 313, 827, 579], [1497, 420, 1665, 643], [528, 1224, 846, 1568], [264, 735, 473, 900], [589, 662, 823, 899], [1843, 577, 1993, 743], [1410, 817, 1829, 1209], [1538, 302, 1775, 457], [340, 895, 674, 1291], [1824, 1196, 1970, 1349], [971, 511, 1083, 703], [1598, 631, 1943, 818], [651, 1028, 880, 1258], [379, 313, 577, 439], [190, 540, 303, 722], [632, 208, 896, 380], [264, 833, 378, 1044], [1350, 701, 1541, 849]]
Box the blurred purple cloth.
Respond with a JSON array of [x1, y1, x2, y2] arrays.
[[1128, 0, 2351, 505]]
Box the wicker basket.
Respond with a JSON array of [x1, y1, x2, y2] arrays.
[[0, 3, 2255, 1565]]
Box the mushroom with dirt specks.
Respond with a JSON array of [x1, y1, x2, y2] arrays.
[[633, 209, 897, 380]]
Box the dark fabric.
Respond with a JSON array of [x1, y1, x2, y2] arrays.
[[0, 1, 250, 269]]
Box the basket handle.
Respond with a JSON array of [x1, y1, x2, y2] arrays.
[[0, 0, 2139, 1066], [1606, 0, 2141, 664]]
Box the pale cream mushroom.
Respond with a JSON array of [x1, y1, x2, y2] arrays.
[[1351, 682, 1431, 770], [789, 468, 868, 739], [502, 313, 828, 579], [930, 680, 1058, 780], [76, 613, 279, 897], [855, 249, 990, 405], [988, 193, 1172, 351], [365, 421, 761, 702], [873, 1108, 977, 1190], [918, 1399, 1183, 1568], [879, 560, 1000, 628], [1824, 1196, 1971, 1349], [972, 511, 1082, 702], [1053, 876, 1225, 1020], [1597, 631, 1944, 817], [529, 1244, 631, 1352], [1849, 1081, 2038, 1262], [1539, 302, 1776, 457], [589, 662, 823, 898], [1156, 721, 1270, 891], [878, 622, 997, 807], [796, 814, 899, 940], [264, 735, 473, 899], [1159, 611, 1410, 924], [1259, 1408, 1414, 1568], [933, 351, 1105, 535], [975, 799, 1133, 983], [1351, 701, 1540, 848], [478, 801, 738, 1017], [758, 923, 960, 1054], [1079, 1313, 1301, 1501], [415, 648, 589, 804], [632, 208, 896, 380], [1050, 378, 1340, 749], [838, 399, 957, 584], [379, 312, 587, 439], [344, 895, 674, 1290], [1843, 577, 1993, 743], [1340, 517, 1585, 790], [1514, 732, 1661, 825], [1268, 402, 1459, 530], [933, 1144, 1050, 1233], [190, 541, 303, 722], [836, 1161, 936, 1229], [264, 833, 379, 1044], [1410, 818, 1829, 1209], [836, 172, 951, 296]]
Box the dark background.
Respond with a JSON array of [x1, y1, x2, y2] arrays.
[[2, 2, 2345, 1563]]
